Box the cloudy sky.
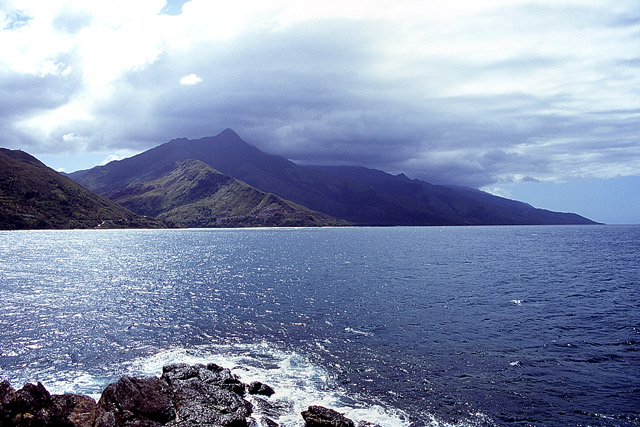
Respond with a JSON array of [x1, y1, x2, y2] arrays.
[[1, 0, 639, 223]]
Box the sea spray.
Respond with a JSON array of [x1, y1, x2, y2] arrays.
[[122, 342, 412, 426]]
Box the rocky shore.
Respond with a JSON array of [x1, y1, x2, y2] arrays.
[[0, 363, 378, 426]]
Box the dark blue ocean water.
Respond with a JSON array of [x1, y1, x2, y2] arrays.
[[0, 226, 638, 426]]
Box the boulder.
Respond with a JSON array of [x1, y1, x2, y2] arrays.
[[162, 363, 246, 396], [247, 381, 275, 397], [94, 376, 175, 426], [0, 380, 96, 427], [51, 394, 98, 427], [301, 405, 355, 427], [162, 364, 252, 426], [1, 364, 256, 427], [0, 381, 51, 426], [1, 364, 382, 427]]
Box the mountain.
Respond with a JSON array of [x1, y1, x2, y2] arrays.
[[307, 165, 595, 225], [70, 129, 444, 225], [0, 148, 163, 230], [103, 158, 343, 227], [70, 129, 598, 226]]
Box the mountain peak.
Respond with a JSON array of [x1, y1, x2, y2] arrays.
[[206, 128, 247, 148], [69, 130, 598, 226], [218, 128, 240, 139]]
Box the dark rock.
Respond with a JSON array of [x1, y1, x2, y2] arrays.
[[357, 422, 382, 427], [1, 363, 262, 427], [51, 394, 97, 427], [0, 380, 13, 397], [162, 364, 252, 426], [301, 405, 355, 427], [94, 376, 175, 426], [206, 362, 224, 372], [0, 381, 53, 426], [0, 381, 20, 426], [163, 363, 246, 396], [247, 381, 275, 397], [0, 380, 96, 427]]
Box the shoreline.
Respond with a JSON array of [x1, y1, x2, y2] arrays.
[[0, 362, 378, 427]]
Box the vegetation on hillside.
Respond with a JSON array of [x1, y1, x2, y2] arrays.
[[0, 148, 163, 230], [104, 159, 344, 227]]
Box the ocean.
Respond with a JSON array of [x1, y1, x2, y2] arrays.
[[0, 226, 638, 426]]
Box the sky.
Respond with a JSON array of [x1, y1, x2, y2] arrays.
[[1, 0, 639, 224]]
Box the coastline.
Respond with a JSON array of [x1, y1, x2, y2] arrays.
[[0, 362, 376, 427]]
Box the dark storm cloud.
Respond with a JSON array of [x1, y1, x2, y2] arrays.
[[89, 9, 640, 187], [87, 21, 487, 170], [92, 21, 388, 145], [0, 64, 82, 148], [3, 1, 638, 189], [0, 72, 65, 115]]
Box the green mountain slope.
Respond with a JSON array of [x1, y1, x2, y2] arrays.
[[104, 159, 343, 227], [0, 148, 163, 230]]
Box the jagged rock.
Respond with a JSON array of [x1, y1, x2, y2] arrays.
[[94, 376, 175, 426], [247, 381, 275, 397], [162, 363, 252, 426], [301, 405, 355, 427], [1, 364, 256, 427], [51, 394, 98, 427], [0, 380, 96, 427], [1, 381, 51, 426], [162, 363, 246, 396], [2, 365, 377, 427]]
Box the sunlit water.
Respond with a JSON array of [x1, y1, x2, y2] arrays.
[[1, 226, 638, 426]]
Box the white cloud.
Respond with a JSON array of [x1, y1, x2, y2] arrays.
[[99, 149, 141, 165], [481, 186, 512, 199], [179, 73, 202, 85], [100, 154, 124, 165]]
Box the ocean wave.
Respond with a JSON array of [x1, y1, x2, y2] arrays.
[[120, 342, 411, 426], [1, 341, 496, 426]]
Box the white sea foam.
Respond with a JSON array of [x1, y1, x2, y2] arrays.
[[121, 342, 412, 426], [45, 372, 109, 401], [344, 327, 372, 336], [2, 343, 484, 426]]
